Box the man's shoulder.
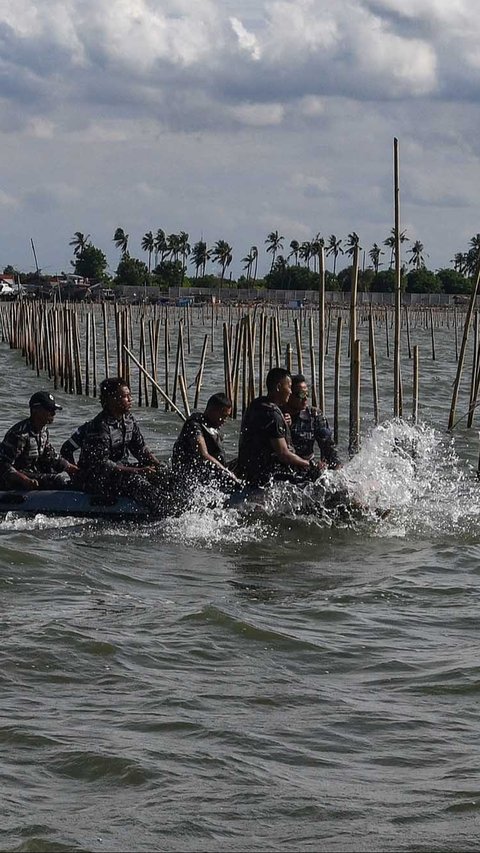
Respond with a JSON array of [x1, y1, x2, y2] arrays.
[[3, 417, 31, 438]]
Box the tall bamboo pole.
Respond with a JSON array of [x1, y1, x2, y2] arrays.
[[448, 265, 480, 430], [393, 137, 402, 417], [318, 245, 325, 412]]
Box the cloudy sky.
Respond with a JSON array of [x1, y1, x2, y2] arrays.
[[1, 0, 480, 279]]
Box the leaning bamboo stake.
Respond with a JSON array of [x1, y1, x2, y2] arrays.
[[412, 345, 419, 425], [430, 309, 436, 361], [309, 345, 317, 409], [405, 306, 412, 359], [193, 333, 209, 410], [123, 345, 186, 422], [179, 374, 191, 418], [294, 316, 303, 374], [223, 323, 233, 402], [232, 321, 244, 420], [148, 319, 159, 408], [164, 314, 170, 412], [448, 264, 480, 430]]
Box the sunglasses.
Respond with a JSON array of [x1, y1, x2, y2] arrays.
[[293, 390, 309, 399]]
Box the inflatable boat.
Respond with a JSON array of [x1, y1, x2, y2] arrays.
[[0, 489, 151, 521]]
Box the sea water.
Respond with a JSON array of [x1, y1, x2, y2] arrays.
[[0, 320, 480, 853]]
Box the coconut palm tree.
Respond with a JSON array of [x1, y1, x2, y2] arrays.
[[154, 229, 168, 265], [451, 252, 467, 274], [407, 240, 427, 270], [326, 235, 343, 276], [177, 231, 191, 282], [464, 233, 480, 277], [113, 227, 129, 257], [69, 232, 91, 258], [212, 239, 233, 283], [241, 249, 254, 281], [345, 232, 362, 259], [250, 246, 259, 282], [166, 233, 181, 263], [383, 228, 409, 268], [310, 233, 325, 273], [70, 233, 91, 262], [299, 240, 313, 268], [141, 231, 155, 273], [368, 243, 384, 274], [288, 240, 300, 265], [191, 240, 210, 278], [265, 230, 284, 271]]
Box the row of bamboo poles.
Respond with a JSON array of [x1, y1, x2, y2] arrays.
[[0, 281, 478, 453]]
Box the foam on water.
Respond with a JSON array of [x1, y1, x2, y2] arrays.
[[0, 511, 92, 532], [330, 418, 480, 538]]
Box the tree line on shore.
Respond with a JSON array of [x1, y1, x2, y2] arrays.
[[4, 228, 480, 295]]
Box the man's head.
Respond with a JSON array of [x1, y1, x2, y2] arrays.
[[289, 374, 309, 412], [204, 392, 232, 428], [29, 391, 62, 427], [266, 367, 292, 405], [100, 377, 132, 417]]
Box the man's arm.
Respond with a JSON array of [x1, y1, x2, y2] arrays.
[[196, 435, 241, 482], [270, 436, 311, 472]]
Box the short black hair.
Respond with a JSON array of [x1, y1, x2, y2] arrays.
[[291, 373, 307, 387], [100, 377, 129, 401], [206, 392, 232, 410], [266, 367, 291, 393]]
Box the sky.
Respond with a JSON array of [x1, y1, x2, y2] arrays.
[[1, 0, 480, 280]]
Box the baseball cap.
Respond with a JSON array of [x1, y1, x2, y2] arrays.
[[29, 391, 62, 412]]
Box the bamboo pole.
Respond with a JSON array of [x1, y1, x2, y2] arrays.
[[194, 333, 209, 410], [412, 345, 419, 425], [369, 312, 379, 425], [448, 265, 480, 430], [123, 346, 186, 421], [393, 137, 402, 417], [349, 339, 361, 457], [318, 245, 325, 411], [334, 316, 342, 446], [430, 309, 436, 361]]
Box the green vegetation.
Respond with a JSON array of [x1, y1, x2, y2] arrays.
[[4, 227, 480, 295]]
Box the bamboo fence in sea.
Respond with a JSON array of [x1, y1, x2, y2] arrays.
[[1, 277, 480, 459]]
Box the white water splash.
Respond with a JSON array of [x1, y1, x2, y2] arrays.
[[0, 512, 91, 532], [327, 419, 480, 538]]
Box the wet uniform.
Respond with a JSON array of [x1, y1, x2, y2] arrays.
[[289, 407, 339, 467], [78, 411, 165, 513], [0, 417, 69, 489], [237, 396, 295, 487], [171, 411, 234, 501], [60, 422, 89, 464]]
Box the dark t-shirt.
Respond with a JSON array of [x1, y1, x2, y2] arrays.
[[172, 412, 226, 479], [237, 396, 290, 486]]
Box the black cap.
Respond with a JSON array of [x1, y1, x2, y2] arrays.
[[29, 391, 62, 413]]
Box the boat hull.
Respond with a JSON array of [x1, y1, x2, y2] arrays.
[[0, 490, 149, 520]]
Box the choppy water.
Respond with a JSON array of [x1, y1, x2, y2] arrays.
[[1, 321, 480, 853]]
